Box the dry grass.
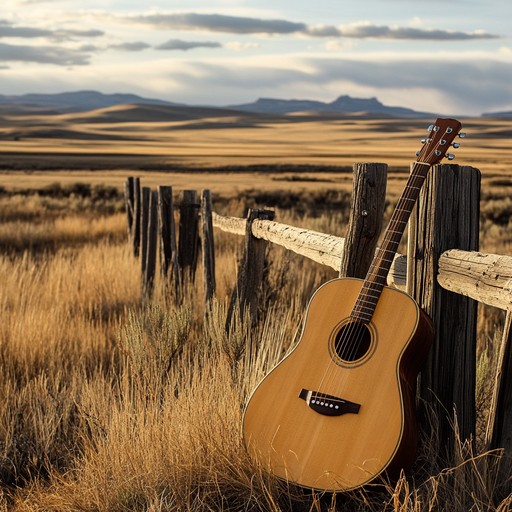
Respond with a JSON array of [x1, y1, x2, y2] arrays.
[[0, 182, 510, 511]]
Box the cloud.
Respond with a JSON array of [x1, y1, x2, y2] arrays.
[[142, 53, 512, 115], [109, 42, 151, 52], [0, 42, 90, 65], [0, 23, 52, 39], [0, 19, 104, 41], [127, 12, 499, 41], [156, 39, 222, 51], [329, 23, 500, 40], [131, 13, 306, 35]]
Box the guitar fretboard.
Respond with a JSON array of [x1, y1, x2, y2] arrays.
[[350, 162, 431, 323]]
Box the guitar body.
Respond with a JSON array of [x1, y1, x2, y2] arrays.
[[243, 277, 433, 491]]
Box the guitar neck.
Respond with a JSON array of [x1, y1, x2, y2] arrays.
[[350, 161, 431, 323]]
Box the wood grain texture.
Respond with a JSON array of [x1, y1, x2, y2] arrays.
[[243, 278, 433, 491], [487, 311, 512, 455], [339, 162, 387, 279], [408, 164, 480, 451], [201, 189, 216, 304], [178, 190, 200, 282], [212, 212, 407, 289], [438, 249, 512, 311]]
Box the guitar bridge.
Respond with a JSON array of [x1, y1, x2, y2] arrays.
[[299, 388, 361, 417]]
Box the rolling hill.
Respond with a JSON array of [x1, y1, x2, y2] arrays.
[[0, 90, 434, 118]]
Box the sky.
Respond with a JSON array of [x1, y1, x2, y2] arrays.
[[1, 0, 511, 116]]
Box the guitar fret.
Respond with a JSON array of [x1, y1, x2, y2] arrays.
[[364, 270, 388, 278], [349, 159, 434, 322], [357, 293, 380, 303], [353, 306, 375, 315], [383, 229, 405, 236]]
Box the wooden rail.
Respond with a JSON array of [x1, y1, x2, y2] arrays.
[[438, 249, 512, 311], [212, 213, 512, 310], [212, 212, 408, 289]]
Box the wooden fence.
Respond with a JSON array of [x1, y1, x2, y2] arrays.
[[124, 163, 512, 464]]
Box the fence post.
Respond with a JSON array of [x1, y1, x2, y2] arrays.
[[141, 186, 151, 285], [143, 190, 158, 298], [124, 177, 141, 257], [178, 190, 200, 283], [124, 177, 134, 240], [226, 208, 275, 329], [158, 186, 180, 299], [486, 310, 512, 454], [339, 162, 387, 278], [201, 189, 216, 305], [407, 164, 481, 459]]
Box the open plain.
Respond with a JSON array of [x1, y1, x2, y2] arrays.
[[0, 104, 510, 511], [0, 104, 511, 199]]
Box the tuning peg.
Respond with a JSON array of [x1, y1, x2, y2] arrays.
[[458, 132, 466, 138], [452, 142, 460, 148], [416, 150, 421, 156], [421, 137, 430, 144], [445, 153, 456, 160], [439, 139, 447, 146], [428, 124, 439, 132]]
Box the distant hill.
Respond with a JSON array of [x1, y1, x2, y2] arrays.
[[229, 95, 433, 118], [482, 110, 512, 117], [0, 91, 181, 113], [56, 103, 258, 124], [0, 90, 435, 118]]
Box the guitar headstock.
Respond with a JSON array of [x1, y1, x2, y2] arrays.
[[416, 118, 464, 166]]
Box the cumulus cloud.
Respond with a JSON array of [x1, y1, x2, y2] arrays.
[[131, 13, 306, 35], [156, 39, 222, 51], [127, 12, 499, 41], [109, 42, 151, 52], [0, 20, 104, 40], [0, 23, 52, 39], [330, 23, 500, 40], [145, 53, 512, 115], [0, 42, 90, 65]]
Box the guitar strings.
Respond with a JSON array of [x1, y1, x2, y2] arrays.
[[316, 132, 448, 397], [318, 167, 428, 395], [332, 169, 426, 371]]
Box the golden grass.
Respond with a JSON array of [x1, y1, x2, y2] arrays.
[[0, 113, 511, 203], [0, 111, 510, 170], [0, 183, 510, 510]]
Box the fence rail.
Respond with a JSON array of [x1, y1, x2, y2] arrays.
[[438, 249, 512, 311], [212, 212, 408, 289]]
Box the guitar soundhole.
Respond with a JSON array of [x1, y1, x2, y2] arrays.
[[334, 321, 372, 363]]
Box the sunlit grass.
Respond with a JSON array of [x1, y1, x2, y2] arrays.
[[0, 186, 510, 510]]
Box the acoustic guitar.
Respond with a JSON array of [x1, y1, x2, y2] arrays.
[[242, 118, 464, 492]]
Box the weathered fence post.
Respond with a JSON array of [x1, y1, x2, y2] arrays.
[[178, 190, 200, 283], [143, 190, 158, 297], [487, 310, 512, 454], [339, 162, 387, 278], [226, 208, 275, 329], [407, 164, 481, 458], [124, 177, 141, 257], [158, 186, 180, 299], [141, 186, 151, 284], [124, 177, 134, 240], [201, 189, 216, 304]]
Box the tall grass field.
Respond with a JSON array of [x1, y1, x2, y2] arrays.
[[0, 176, 510, 511]]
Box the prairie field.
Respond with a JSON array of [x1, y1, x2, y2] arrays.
[[0, 107, 511, 510]]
